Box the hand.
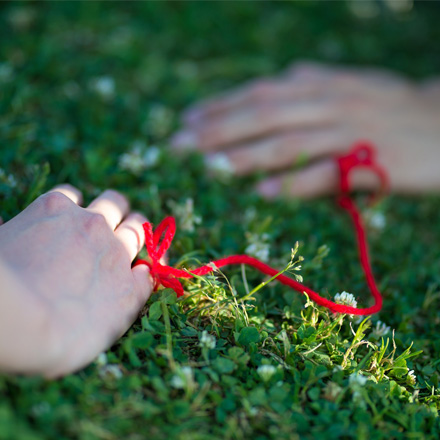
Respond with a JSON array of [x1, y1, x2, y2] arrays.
[[173, 62, 440, 198], [0, 185, 152, 378]]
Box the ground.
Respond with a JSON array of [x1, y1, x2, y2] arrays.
[[1, 2, 440, 439]]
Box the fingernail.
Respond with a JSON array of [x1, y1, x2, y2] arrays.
[[170, 130, 198, 151], [183, 108, 203, 126], [256, 177, 282, 199]]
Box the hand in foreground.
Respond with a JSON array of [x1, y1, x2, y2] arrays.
[[0, 185, 152, 378], [173, 62, 440, 198]]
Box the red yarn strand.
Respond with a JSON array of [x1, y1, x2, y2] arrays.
[[134, 141, 388, 315]]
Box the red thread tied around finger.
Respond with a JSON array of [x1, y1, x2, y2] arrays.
[[134, 141, 388, 315]]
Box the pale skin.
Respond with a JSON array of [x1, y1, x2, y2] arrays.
[[172, 62, 440, 198], [0, 185, 152, 378]]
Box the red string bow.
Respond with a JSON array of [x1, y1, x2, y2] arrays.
[[134, 141, 388, 315]]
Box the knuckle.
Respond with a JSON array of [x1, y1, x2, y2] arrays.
[[38, 192, 74, 214], [130, 212, 148, 225], [84, 212, 110, 235], [102, 189, 128, 205]]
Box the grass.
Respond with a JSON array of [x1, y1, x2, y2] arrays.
[[1, 1, 440, 439]]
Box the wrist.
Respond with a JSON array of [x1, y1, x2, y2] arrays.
[[0, 258, 60, 376]]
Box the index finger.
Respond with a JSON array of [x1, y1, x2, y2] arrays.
[[48, 184, 83, 205]]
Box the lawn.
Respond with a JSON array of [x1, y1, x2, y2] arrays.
[[1, 1, 440, 439]]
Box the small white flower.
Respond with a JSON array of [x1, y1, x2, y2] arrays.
[[168, 198, 202, 233], [0, 168, 17, 188], [145, 105, 173, 138], [171, 366, 193, 389], [248, 407, 258, 417], [199, 330, 216, 350], [370, 212, 386, 230], [323, 382, 342, 401], [349, 373, 368, 408], [371, 320, 391, 338], [407, 369, 417, 386], [95, 352, 108, 366], [245, 232, 270, 262], [99, 364, 123, 380], [349, 373, 368, 387], [243, 207, 257, 225], [257, 364, 276, 382], [91, 76, 115, 99], [143, 145, 160, 167], [119, 141, 160, 175], [205, 153, 234, 180], [170, 374, 185, 389], [334, 291, 358, 308]]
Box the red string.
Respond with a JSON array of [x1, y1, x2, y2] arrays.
[[134, 141, 388, 315]]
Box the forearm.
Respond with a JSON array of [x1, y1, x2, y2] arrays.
[[0, 257, 58, 375]]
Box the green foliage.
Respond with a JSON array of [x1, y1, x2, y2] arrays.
[[1, 1, 440, 439]]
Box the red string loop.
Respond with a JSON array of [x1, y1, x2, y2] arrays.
[[134, 141, 389, 315]]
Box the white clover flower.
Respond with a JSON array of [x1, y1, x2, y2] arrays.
[[119, 141, 160, 175], [349, 373, 368, 408], [205, 153, 234, 180], [143, 145, 160, 167], [90, 76, 115, 100], [407, 369, 417, 386], [349, 373, 368, 387], [334, 291, 358, 308], [323, 382, 342, 401], [372, 320, 391, 338], [145, 104, 174, 138], [98, 364, 123, 380], [95, 352, 108, 366], [170, 374, 185, 389], [245, 232, 270, 262], [199, 330, 216, 350], [257, 364, 276, 382], [370, 212, 386, 230], [168, 198, 202, 233], [0, 168, 17, 188], [171, 366, 193, 389], [243, 207, 257, 225]]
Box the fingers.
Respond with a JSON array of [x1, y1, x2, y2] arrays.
[[182, 77, 318, 127], [174, 99, 336, 152], [114, 212, 148, 262], [48, 184, 83, 205], [132, 264, 153, 305], [87, 189, 129, 230], [257, 158, 380, 199], [206, 128, 348, 175]]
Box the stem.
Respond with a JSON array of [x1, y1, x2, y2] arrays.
[[161, 301, 176, 370]]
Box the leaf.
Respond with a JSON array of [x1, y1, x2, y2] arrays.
[[160, 289, 177, 305], [149, 302, 162, 320], [131, 332, 154, 350], [237, 327, 260, 346], [213, 357, 235, 374]]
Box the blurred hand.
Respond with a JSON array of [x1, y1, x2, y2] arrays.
[[0, 185, 152, 378], [173, 62, 440, 198]]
